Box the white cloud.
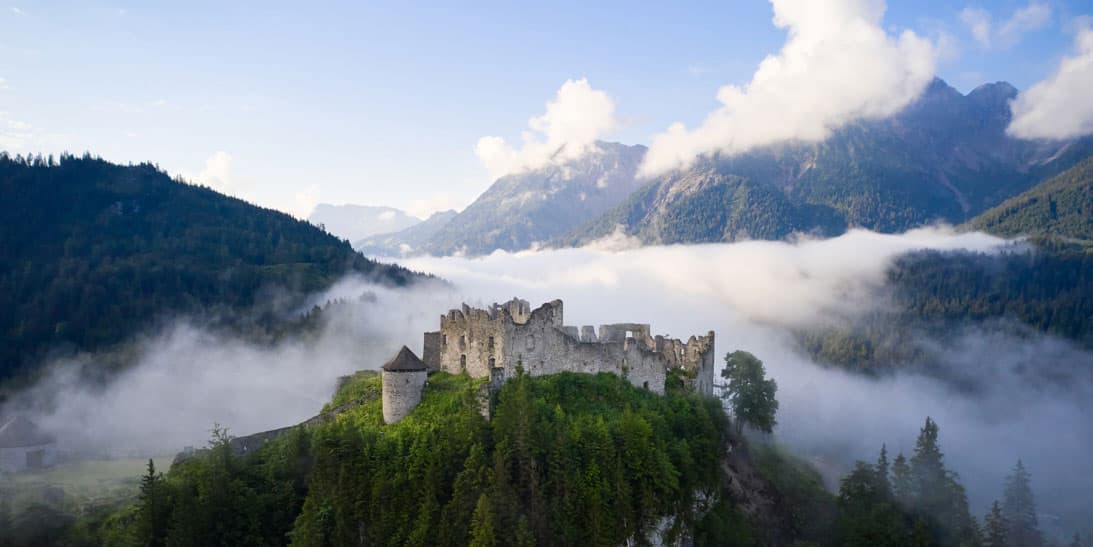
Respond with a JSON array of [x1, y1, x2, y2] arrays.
[[190, 151, 237, 193], [960, 7, 993, 48], [960, 2, 1052, 50], [474, 78, 618, 179], [0, 77, 9, 90], [640, 0, 937, 177], [377, 210, 397, 222], [292, 183, 320, 220], [1007, 24, 1093, 140], [9, 6, 23, 15]]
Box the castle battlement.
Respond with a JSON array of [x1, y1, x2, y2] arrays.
[[383, 298, 716, 423]]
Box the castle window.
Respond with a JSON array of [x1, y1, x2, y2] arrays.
[[643, 381, 649, 390], [460, 354, 467, 371], [460, 335, 466, 350], [488, 336, 495, 352], [442, 335, 447, 346], [488, 357, 496, 368]]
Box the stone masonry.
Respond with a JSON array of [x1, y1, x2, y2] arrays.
[[421, 298, 715, 396]]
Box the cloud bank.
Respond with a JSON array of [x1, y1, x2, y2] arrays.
[[1008, 24, 1093, 140], [475, 78, 618, 179], [5, 227, 1091, 530], [639, 0, 938, 177]]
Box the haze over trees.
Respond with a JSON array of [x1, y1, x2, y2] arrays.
[[0, 153, 421, 387]]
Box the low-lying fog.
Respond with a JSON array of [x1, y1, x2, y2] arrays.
[[5, 227, 1091, 530]]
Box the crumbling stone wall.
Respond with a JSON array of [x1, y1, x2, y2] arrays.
[[423, 298, 715, 397], [382, 369, 427, 424]]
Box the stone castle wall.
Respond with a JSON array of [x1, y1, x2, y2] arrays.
[[382, 369, 427, 424], [421, 298, 715, 397]]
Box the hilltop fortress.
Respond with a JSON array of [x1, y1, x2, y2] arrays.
[[382, 298, 716, 424]]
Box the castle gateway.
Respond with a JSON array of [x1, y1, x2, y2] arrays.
[[423, 298, 715, 396]]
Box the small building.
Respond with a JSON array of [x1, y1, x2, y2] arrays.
[[381, 346, 428, 424], [0, 416, 57, 473]]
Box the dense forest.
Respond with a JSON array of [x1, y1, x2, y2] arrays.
[[4, 362, 1070, 546], [965, 156, 1093, 241], [799, 241, 1093, 375], [0, 153, 421, 387]]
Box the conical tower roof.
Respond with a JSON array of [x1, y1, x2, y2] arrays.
[[382, 346, 427, 372]]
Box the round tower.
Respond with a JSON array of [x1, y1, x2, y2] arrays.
[[381, 346, 428, 424]]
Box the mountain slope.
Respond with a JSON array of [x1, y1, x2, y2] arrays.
[[566, 79, 1093, 247], [355, 209, 457, 256], [307, 203, 421, 242], [0, 154, 421, 383], [422, 142, 647, 255], [966, 156, 1093, 241]]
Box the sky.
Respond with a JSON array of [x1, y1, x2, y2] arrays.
[[0, 0, 1090, 218]]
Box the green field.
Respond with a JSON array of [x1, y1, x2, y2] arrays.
[[1, 457, 173, 515]]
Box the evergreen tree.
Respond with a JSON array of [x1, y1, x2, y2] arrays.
[[1002, 460, 1041, 547], [720, 350, 779, 433], [892, 452, 913, 504], [1070, 532, 1083, 547], [470, 493, 497, 547], [133, 458, 170, 547], [982, 500, 1011, 547], [877, 444, 891, 497]]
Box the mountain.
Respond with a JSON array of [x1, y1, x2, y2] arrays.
[[0, 153, 422, 385], [355, 209, 458, 257], [564, 79, 1093, 247], [420, 142, 647, 255], [307, 203, 421, 242], [966, 156, 1093, 241]]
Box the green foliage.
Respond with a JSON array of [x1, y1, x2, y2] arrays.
[[720, 350, 779, 433], [0, 153, 419, 387], [86, 371, 727, 546], [837, 418, 981, 547], [749, 443, 837, 543], [800, 242, 1093, 375], [967, 156, 1093, 241]]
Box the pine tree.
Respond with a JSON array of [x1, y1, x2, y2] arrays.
[[1002, 459, 1041, 547], [1070, 532, 1083, 547], [134, 458, 170, 547], [892, 452, 913, 504], [877, 444, 891, 498], [470, 493, 497, 547]]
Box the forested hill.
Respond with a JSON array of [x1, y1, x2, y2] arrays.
[[0, 153, 421, 383], [966, 156, 1093, 241]]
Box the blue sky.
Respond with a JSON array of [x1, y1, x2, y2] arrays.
[[0, 0, 1089, 218]]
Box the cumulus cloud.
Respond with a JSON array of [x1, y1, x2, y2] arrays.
[[474, 78, 618, 179], [960, 2, 1052, 49], [189, 150, 237, 193], [1007, 24, 1093, 140], [640, 0, 938, 177]]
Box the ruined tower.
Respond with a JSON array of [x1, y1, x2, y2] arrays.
[[381, 346, 428, 424]]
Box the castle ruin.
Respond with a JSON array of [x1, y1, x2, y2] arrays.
[[381, 298, 715, 424]]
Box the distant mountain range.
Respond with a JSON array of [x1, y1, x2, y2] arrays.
[[308, 203, 421, 243], [564, 79, 1093, 247], [361, 142, 647, 257], [355, 209, 458, 256], [358, 78, 1092, 258]]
